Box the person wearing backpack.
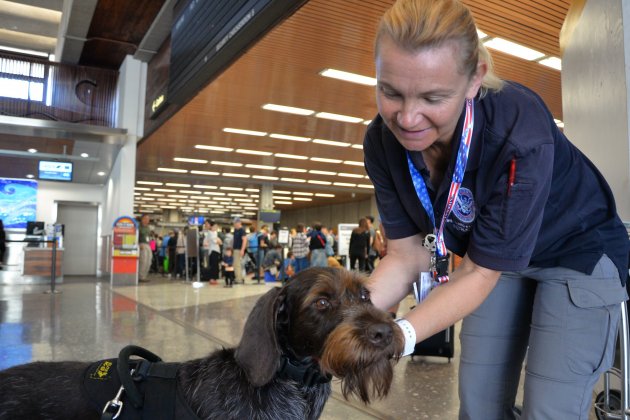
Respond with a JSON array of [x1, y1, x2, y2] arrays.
[[308, 222, 327, 268]]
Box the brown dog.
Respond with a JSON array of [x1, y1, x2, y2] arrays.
[[0, 267, 403, 419]]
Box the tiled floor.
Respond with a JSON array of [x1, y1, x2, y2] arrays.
[[0, 274, 607, 419]]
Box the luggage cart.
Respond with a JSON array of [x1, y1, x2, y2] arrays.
[[594, 300, 630, 420]]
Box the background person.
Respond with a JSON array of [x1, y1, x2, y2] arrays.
[[348, 218, 371, 272], [291, 223, 310, 273], [365, 1, 628, 418], [232, 218, 247, 284], [137, 214, 152, 283]]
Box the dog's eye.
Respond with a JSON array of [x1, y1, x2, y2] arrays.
[[314, 298, 331, 310], [360, 289, 371, 302]]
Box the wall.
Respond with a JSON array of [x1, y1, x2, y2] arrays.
[[561, 0, 630, 220], [36, 180, 103, 224], [280, 197, 376, 233]]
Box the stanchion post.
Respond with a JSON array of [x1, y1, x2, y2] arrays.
[[44, 238, 61, 294]]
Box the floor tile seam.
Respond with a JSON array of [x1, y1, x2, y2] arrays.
[[327, 393, 394, 419]]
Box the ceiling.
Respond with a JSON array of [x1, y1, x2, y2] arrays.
[[0, 0, 570, 219]]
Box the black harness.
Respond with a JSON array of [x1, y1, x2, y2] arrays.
[[81, 346, 199, 420]]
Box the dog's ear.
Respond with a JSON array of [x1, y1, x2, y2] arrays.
[[235, 286, 284, 387]]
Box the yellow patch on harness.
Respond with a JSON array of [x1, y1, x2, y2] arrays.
[[90, 361, 113, 380]]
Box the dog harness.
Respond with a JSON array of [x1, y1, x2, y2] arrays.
[[81, 345, 199, 420]]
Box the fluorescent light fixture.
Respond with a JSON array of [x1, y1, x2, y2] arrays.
[[274, 196, 292, 201], [161, 206, 177, 209], [204, 191, 226, 196], [333, 182, 357, 187], [158, 167, 188, 173], [254, 175, 280, 181], [278, 167, 307, 173], [236, 149, 273, 156], [138, 181, 163, 185], [262, 103, 315, 116], [362, 120, 371, 125], [309, 170, 337, 176], [154, 188, 177, 192], [166, 183, 191, 187], [319, 68, 376, 86], [351, 144, 363, 150], [234, 198, 254, 202], [134, 187, 150, 191], [273, 190, 291, 194], [223, 128, 267, 137], [213, 197, 232, 201], [315, 112, 364, 124], [293, 192, 313, 196], [556, 121, 565, 128], [358, 184, 375, 189], [538, 56, 562, 71], [195, 145, 234, 152], [308, 180, 332, 185], [220, 187, 244, 191], [27, 148, 37, 153], [281, 177, 306, 183], [477, 29, 488, 40], [211, 160, 243, 167], [338, 173, 364, 178], [293, 198, 312, 201], [223, 173, 250, 178], [245, 188, 259, 192], [269, 133, 311, 142], [179, 190, 202, 194], [312, 138, 351, 147], [246, 164, 276, 170], [193, 185, 217, 189], [343, 160, 364, 166], [168, 194, 188, 199], [157, 198, 176, 202], [190, 170, 220, 176], [97, 171, 106, 176], [80, 153, 89, 158], [174, 157, 208, 164], [275, 201, 293, 205], [311, 157, 342, 164], [484, 37, 545, 61], [315, 193, 335, 197], [275, 153, 308, 160], [228, 193, 248, 197], [145, 193, 164, 197], [0, 45, 49, 58]]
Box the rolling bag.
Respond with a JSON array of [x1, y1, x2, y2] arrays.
[[411, 324, 455, 361]]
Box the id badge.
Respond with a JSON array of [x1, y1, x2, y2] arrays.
[[413, 271, 435, 303]]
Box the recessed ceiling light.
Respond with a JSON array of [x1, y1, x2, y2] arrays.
[[351, 144, 363, 149], [333, 182, 356, 187], [358, 184, 375, 189], [477, 29, 488, 40], [26, 174, 34, 179], [338, 173, 364, 178], [275, 201, 293, 205], [190, 170, 220, 176], [236, 149, 273, 156], [174, 157, 208, 163], [312, 138, 351, 147], [278, 167, 307, 173], [262, 104, 315, 116], [80, 153, 89, 158], [223, 128, 267, 137], [193, 185, 218, 189], [27, 148, 37, 153], [484, 37, 545, 61], [245, 164, 276, 170], [275, 153, 308, 160], [204, 191, 225, 196], [538, 56, 562, 71], [228, 193, 248, 197], [134, 187, 151, 191], [319, 68, 376, 86], [245, 188, 259, 192], [293, 192, 314, 196], [220, 186, 244, 191], [269, 133, 311, 142], [166, 183, 191, 187], [315, 193, 335, 197], [273, 190, 291, 194], [253, 175, 279, 181], [307, 180, 332, 185], [281, 177, 306, 183], [293, 197, 312, 201], [97, 171, 106, 177], [343, 160, 364, 166], [137, 181, 163, 185], [223, 173, 250, 178], [309, 169, 337, 176], [211, 161, 243, 167], [154, 188, 176, 192], [311, 157, 342, 164], [362, 120, 371, 125], [314, 112, 364, 124], [195, 145, 234, 152], [158, 167, 188, 173]]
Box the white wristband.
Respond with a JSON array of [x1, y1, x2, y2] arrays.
[[395, 318, 416, 356]]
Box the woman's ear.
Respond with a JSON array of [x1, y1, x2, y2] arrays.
[[467, 61, 487, 99]]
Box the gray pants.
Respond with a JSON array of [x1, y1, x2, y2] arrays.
[[459, 255, 627, 420]]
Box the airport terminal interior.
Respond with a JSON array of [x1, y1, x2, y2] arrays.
[[0, 0, 625, 419]]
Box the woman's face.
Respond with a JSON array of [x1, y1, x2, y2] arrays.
[[375, 36, 484, 152]]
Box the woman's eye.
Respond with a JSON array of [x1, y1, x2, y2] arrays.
[[315, 298, 330, 310]]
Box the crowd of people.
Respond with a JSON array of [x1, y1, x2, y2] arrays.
[[136, 214, 387, 285]]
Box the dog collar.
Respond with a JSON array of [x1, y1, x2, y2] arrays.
[[276, 355, 332, 387]]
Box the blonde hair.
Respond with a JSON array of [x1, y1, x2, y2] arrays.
[[375, 0, 503, 97]]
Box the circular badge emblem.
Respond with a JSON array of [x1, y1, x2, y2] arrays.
[[453, 187, 475, 224]]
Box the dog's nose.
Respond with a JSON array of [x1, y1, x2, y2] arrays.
[[367, 323, 393, 347]]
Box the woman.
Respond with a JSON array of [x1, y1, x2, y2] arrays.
[[348, 218, 371, 272], [204, 221, 222, 285], [308, 222, 328, 268], [366, 1, 628, 418]]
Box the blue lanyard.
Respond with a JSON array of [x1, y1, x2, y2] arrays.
[[407, 98, 474, 264]]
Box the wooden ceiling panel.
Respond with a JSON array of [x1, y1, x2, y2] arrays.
[[136, 0, 569, 216]]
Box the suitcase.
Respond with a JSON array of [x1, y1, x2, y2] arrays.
[[411, 324, 455, 361]]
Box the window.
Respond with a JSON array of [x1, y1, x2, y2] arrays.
[[0, 56, 47, 102]]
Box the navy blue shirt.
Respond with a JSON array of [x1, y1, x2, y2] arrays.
[[232, 227, 246, 250], [364, 81, 628, 283]]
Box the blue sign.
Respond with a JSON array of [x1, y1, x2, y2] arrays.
[[38, 160, 73, 182], [0, 178, 37, 229]]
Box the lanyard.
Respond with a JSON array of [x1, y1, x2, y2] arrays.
[[406, 98, 474, 282]]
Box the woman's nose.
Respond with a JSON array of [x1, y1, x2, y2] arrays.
[[396, 101, 423, 129]]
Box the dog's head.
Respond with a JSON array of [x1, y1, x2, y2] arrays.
[[235, 267, 404, 403]]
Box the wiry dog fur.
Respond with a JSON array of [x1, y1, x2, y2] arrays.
[[0, 267, 404, 419]]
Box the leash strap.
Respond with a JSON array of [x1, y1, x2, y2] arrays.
[[407, 98, 474, 283]]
